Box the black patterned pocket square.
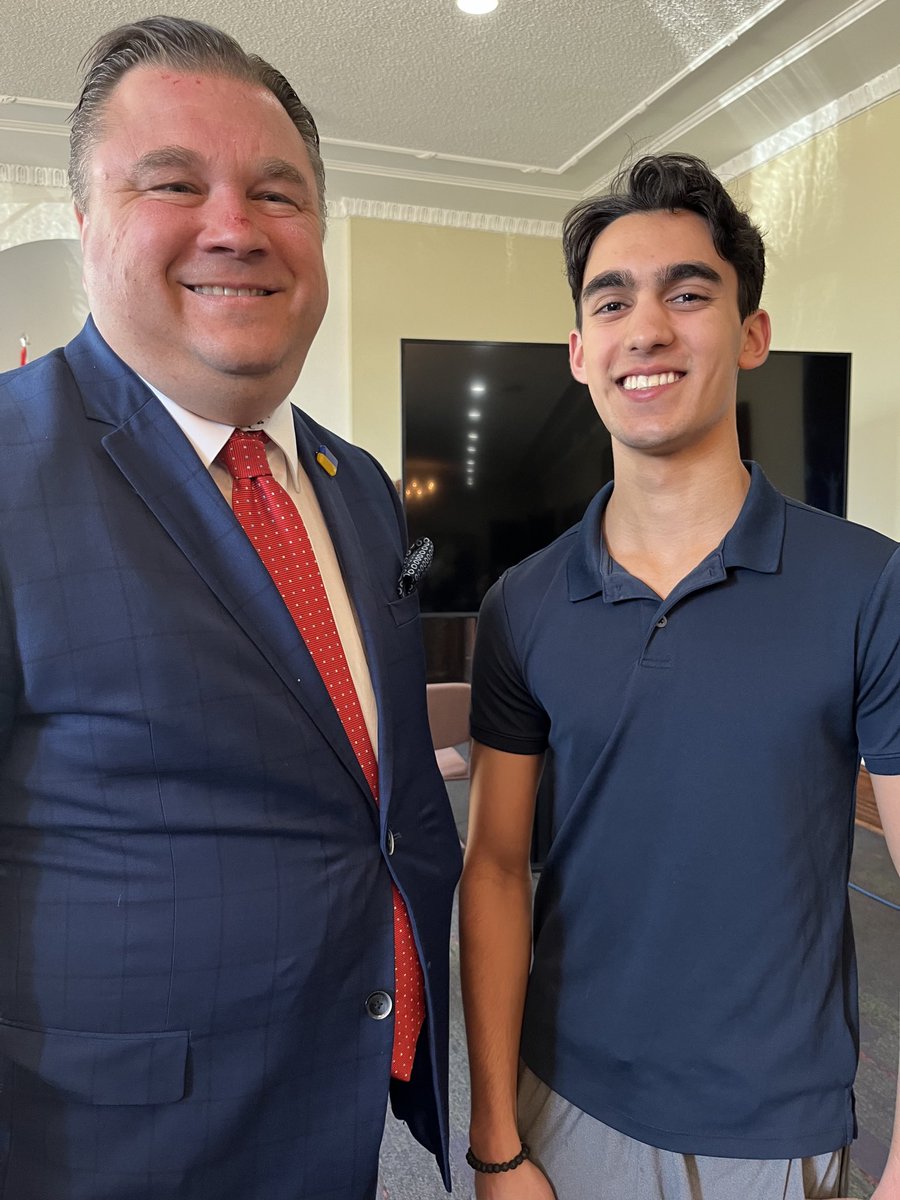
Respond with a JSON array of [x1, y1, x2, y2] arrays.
[[397, 537, 434, 598]]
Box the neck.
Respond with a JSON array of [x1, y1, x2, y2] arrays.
[[603, 441, 750, 599], [149, 376, 291, 427]]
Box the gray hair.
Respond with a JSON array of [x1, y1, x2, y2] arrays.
[[69, 15, 326, 228]]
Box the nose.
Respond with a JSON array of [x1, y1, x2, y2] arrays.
[[623, 297, 673, 354], [195, 189, 269, 256]]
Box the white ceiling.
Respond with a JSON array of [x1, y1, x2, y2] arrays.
[[1, 0, 898, 226]]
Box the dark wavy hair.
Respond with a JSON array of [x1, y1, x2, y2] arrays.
[[69, 15, 326, 227], [563, 154, 764, 325]]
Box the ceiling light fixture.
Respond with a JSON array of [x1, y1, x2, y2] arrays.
[[457, 0, 498, 13], [470, 381, 486, 394]]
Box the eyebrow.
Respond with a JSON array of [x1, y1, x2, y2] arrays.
[[256, 158, 311, 196], [581, 260, 724, 305], [129, 146, 202, 180], [659, 261, 723, 289], [581, 269, 635, 304], [129, 147, 311, 196]]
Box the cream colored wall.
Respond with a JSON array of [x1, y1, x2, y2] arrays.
[[288, 215, 351, 438], [347, 220, 573, 481], [734, 92, 900, 539]]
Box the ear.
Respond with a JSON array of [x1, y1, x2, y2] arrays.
[[738, 308, 771, 372], [74, 204, 88, 240], [569, 328, 587, 384]]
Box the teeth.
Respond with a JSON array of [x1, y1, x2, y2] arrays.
[[189, 286, 270, 297], [622, 371, 681, 391]]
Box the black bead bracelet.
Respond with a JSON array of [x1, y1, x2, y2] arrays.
[[465, 1142, 530, 1174]]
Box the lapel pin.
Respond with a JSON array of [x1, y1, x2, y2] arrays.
[[315, 445, 338, 477]]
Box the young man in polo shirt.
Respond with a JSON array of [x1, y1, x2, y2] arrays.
[[460, 154, 900, 1200]]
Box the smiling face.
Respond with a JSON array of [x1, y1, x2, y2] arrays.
[[569, 209, 770, 465], [76, 67, 328, 424]]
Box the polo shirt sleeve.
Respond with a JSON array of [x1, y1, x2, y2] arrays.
[[856, 544, 900, 774], [470, 575, 550, 755]]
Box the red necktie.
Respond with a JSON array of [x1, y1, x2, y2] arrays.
[[220, 430, 425, 1081]]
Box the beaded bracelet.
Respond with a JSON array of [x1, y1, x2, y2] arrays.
[[465, 1142, 531, 1174]]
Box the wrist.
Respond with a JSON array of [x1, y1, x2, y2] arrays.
[[469, 1108, 522, 1163], [468, 1127, 523, 1163], [466, 1142, 531, 1175]]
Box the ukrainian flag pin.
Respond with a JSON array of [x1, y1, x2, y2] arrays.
[[315, 445, 338, 476]]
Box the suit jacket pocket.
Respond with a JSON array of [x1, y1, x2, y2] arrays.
[[0, 1017, 189, 1105], [388, 592, 421, 628]]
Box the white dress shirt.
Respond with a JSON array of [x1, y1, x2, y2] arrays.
[[146, 383, 379, 755]]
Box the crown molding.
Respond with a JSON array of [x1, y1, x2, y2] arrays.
[[324, 154, 579, 201], [0, 116, 68, 139], [637, 0, 888, 167], [717, 61, 900, 179], [0, 161, 69, 188], [323, 134, 558, 178], [0, 163, 76, 250], [332, 197, 561, 238], [557, 0, 792, 176], [322, 0, 791, 178], [0, 95, 70, 109], [580, 0, 892, 196]]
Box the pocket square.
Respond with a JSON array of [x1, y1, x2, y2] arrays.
[[397, 537, 434, 598]]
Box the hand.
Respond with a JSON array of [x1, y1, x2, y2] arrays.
[[473, 1158, 557, 1198], [868, 1158, 900, 1200]]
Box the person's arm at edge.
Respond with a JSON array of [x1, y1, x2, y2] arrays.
[[868, 774, 900, 1200], [460, 741, 555, 1198]]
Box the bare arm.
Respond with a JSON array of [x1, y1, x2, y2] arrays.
[[460, 741, 554, 1198], [869, 773, 900, 1200]]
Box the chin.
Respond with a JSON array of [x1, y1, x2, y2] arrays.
[[203, 351, 298, 385]]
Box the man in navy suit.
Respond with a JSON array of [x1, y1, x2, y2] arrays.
[[0, 16, 461, 1199]]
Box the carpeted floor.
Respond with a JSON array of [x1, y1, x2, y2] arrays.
[[378, 793, 898, 1199]]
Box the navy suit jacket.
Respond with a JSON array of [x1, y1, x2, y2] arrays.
[[0, 320, 462, 1200]]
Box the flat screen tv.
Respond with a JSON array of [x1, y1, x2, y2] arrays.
[[402, 339, 850, 616]]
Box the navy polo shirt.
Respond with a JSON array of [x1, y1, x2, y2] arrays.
[[471, 463, 900, 1160]]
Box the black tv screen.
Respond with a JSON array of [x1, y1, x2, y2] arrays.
[[402, 339, 850, 616]]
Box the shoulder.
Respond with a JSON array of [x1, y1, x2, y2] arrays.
[[499, 523, 581, 597], [0, 348, 80, 458], [292, 406, 395, 493], [782, 495, 898, 570], [0, 347, 72, 406], [481, 522, 582, 641]]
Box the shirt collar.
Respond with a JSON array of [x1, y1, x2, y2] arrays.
[[144, 380, 301, 490], [720, 462, 786, 573], [567, 462, 786, 602]]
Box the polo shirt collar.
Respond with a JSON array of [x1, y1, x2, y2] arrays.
[[567, 462, 785, 602], [567, 482, 613, 602], [720, 462, 785, 573]]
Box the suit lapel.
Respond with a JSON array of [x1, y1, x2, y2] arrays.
[[65, 322, 373, 802], [292, 412, 401, 798]]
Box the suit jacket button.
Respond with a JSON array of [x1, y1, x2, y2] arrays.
[[365, 990, 393, 1020], [386, 830, 395, 856]]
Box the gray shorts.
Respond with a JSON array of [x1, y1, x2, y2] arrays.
[[517, 1063, 851, 1200]]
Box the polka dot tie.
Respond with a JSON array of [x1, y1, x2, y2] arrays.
[[221, 430, 425, 1081]]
